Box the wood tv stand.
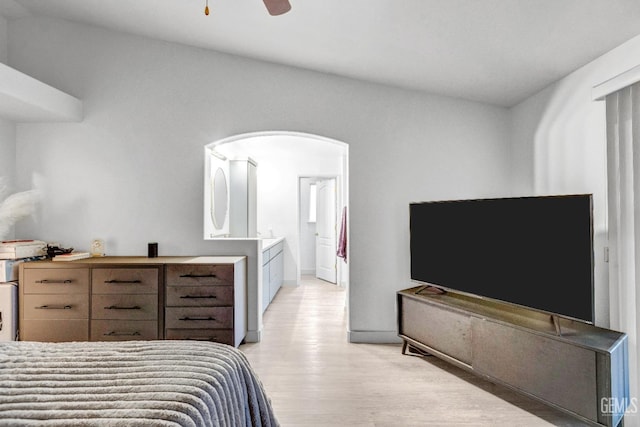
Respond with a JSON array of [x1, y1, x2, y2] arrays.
[[397, 286, 629, 427]]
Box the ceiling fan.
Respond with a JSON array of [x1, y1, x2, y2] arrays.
[[204, 0, 291, 16]]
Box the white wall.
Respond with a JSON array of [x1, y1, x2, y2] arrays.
[[8, 15, 512, 342], [0, 15, 17, 240], [511, 33, 640, 329], [0, 14, 14, 193], [0, 15, 7, 64], [0, 116, 16, 196]]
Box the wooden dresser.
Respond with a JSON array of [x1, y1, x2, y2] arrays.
[[19, 256, 246, 347]]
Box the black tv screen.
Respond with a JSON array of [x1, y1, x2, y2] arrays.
[[410, 194, 594, 323]]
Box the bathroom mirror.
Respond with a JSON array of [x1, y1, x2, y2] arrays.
[[211, 167, 229, 230]]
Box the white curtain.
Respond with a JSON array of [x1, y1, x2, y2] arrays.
[[606, 82, 640, 422]]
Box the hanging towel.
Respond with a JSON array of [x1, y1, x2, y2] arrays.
[[337, 206, 347, 262]]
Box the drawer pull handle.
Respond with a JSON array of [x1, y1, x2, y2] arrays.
[[180, 273, 217, 278], [179, 316, 216, 321], [180, 295, 217, 299], [104, 305, 142, 310], [105, 280, 142, 284], [104, 331, 142, 337], [35, 305, 72, 310], [35, 279, 73, 284], [185, 336, 217, 341]]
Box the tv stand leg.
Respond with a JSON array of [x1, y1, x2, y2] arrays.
[[401, 340, 432, 357], [551, 315, 562, 336]]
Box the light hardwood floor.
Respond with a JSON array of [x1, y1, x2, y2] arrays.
[[240, 277, 587, 426]]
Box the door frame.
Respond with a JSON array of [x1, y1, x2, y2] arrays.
[[297, 174, 345, 287]]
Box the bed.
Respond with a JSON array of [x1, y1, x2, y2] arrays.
[[0, 340, 279, 426]]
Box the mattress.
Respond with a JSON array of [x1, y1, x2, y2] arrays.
[[0, 340, 279, 426]]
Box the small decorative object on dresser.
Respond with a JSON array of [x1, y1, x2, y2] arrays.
[[52, 251, 91, 261], [148, 242, 158, 258], [90, 238, 105, 257], [0, 240, 46, 260], [0, 178, 40, 241]]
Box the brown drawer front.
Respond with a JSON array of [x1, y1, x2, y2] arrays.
[[92, 268, 159, 294], [92, 294, 158, 320], [23, 294, 89, 319], [166, 286, 233, 307], [165, 328, 233, 345], [21, 319, 89, 342], [165, 307, 232, 329], [23, 268, 89, 294], [165, 264, 234, 287], [91, 320, 158, 341]]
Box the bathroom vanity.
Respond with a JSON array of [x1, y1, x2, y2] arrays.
[[261, 237, 284, 313]]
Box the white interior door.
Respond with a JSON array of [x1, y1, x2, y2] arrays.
[[315, 178, 337, 283]]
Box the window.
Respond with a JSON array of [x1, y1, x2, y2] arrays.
[[308, 184, 317, 223]]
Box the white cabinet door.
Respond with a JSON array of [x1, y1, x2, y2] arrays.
[[269, 251, 283, 302], [262, 263, 270, 313]]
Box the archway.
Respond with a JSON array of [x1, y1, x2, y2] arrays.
[[205, 130, 350, 321]]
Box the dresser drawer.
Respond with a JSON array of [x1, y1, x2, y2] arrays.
[[21, 319, 89, 342], [166, 285, 233, 307], [22, 268, 89, 294], [165, 264, 234, 286], [165, 328, 233, 345], [165, 307, 232, 329], [92, 294, 158, 320], [92, 268, 159, 294], [22, 294, 89, 319], [91, 320, 158, 341]]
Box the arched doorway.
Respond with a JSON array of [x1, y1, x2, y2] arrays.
[[205, 130, 349, 319]]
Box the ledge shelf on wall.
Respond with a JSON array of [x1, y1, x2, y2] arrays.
[[0, 62, 82, 122]]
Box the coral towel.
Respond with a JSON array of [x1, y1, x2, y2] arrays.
[[337, 206, 347, 262]]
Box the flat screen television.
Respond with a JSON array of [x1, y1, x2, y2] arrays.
[[409, 194, 594, 323]]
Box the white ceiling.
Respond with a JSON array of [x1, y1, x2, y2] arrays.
[[5, 0, 640, 107]]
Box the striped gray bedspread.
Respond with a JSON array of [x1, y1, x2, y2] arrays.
[[0, 340, 279, 426]]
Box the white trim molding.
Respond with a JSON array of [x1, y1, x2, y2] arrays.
[[348, 330, 403, 344], [245, 330, 261, 343], [0, 63, 82, 122], [593, 63, 640, 101]]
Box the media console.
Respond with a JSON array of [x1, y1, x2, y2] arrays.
[[397, 286, 629, 427]]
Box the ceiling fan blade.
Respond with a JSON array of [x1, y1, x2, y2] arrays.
[[263, 0, 291, 16]]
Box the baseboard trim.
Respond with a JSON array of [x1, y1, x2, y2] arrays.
[[348, 330, 403, 344], [245, 329, 261, 343], [300, 269, 315, 275]]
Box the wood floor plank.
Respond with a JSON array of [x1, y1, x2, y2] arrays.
[[240, 277, 587, 426]]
